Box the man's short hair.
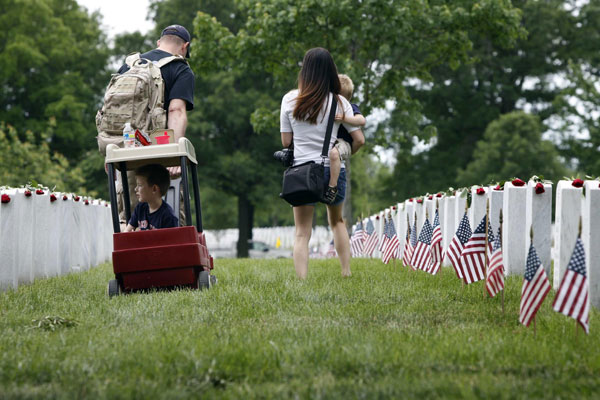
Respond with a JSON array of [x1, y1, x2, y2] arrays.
[[159, 34, 186, 46], [135, 164, 170, 196], [338, 74, 354, 100]]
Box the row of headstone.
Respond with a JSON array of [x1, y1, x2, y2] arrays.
[[357, 179, 599, 309], [203, 226, 331, 251], [0, 189, 113, 291]]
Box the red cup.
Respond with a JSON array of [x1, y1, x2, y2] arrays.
[[156, 132, 170, 145]]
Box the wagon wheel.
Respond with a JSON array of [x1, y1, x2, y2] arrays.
[[107, 279, 120, 298], [198, 270, 211, 290]]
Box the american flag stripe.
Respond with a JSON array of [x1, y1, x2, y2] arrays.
[[381, 217, 400, 264], [447, 240, 465, 279], [383, 236, 400, 264], [460, 216, 493, 285], [446, 213, 471, 280], [486, 249, 505, 297], [552, 238, 589, 333], [429, 210, 443, 275], [411, 243, 431, 270], [519, 267, 551, 326], [363, 219, 379, 257]]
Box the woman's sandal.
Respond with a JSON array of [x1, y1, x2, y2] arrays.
[[323, 186, 338, 204]]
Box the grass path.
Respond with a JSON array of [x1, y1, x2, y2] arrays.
[[1, 258, 599, 399]]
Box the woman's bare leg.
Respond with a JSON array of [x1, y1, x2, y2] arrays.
[[328, 147, 341, 187], [293, 205, 315, 279], [326, 203, 351, 276]]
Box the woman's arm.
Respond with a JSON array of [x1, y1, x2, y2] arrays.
[[281, 131, 293, 147]]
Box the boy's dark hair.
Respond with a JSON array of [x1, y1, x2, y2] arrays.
[[135, 164, 170, 196]]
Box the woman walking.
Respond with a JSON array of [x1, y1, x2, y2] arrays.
[[280, 47, 365, 278]]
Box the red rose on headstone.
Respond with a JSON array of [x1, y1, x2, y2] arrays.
[[417, 198, 423, 204], [74, 196, 80, 202], [376, 215, 380, 220], [476, 188, 485, 195], [436, 193, 443, 198], [535, 183, 545, 194], [393, 206, 397, 210], [63, 195, 68, 201], [428, 195, 433, 200], [35, 189, 44, 195], [50, 194, 57, 202], [572, 179, 584, 188], [511, 178, 525, 187], [494, 185, 502, 191], [84, 199, 90, 205], [24, 190, 32, 197], [1, 194, 10, 204], [409, 198, 414, 202]]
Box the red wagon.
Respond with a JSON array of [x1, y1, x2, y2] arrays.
[[104, 137, 214, 297]]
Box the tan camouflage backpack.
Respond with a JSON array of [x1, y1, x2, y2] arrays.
[[96, 52, 185, 155]]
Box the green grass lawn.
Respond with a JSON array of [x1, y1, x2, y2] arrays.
[[1, 258, 599, 399]]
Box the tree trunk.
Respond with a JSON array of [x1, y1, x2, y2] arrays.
[[343, 158, 352, 234], [236, 194, 254, 258]]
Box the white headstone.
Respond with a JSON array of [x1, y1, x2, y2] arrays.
[[442, 196, 456, 263], [488, 187, 504, 239], [469, 187, 489, 230], [15, 189, 33, 284], [47, 194, 61, 277], [0, 189, 18, 290], [425, 197, 435, 226], [71, 199, 85, 272], [374, 212, 384, 258], [454, 192, 467, 230], [554, 180, 583, 288], [503, 182, 528, 276], [32, 191, 51, 279], [582, 181, 599, 309], [395, 203, 407, 258], [405, 200, 415, 227], [526, 181, 553, 277], [58, 194, 73, 275], [415, 200, 425, 235]]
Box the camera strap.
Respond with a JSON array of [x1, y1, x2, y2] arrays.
[[320, 95, 338, 164]]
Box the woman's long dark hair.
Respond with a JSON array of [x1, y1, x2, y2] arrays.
[[293, 47, 342, 124]]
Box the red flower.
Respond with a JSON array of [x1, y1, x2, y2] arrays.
[[376, 215, 380, 220], [476, 188, 485, 195], [436, 193, 443, 198], [50, 194, 57, 202], [409, 198, 414, 202], [393, 206, 397, 210], [84, 199, 90, 205], [572, 179, 584, 188], [417, 198, 423, 204], [428, 195, 433, 200], [511, 178, 525, 187], [35, 189, 44, 195], [24, 190, 32, 197], [74, 196, 80, 202], [535, 183, 545, 194], [494, 185, 502, 191], [63, 195, 68, 201], [105, 203, 109, 207], [1, 194, 10, 204]]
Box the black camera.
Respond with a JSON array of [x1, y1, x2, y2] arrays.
[[273, 148, 294, 167]]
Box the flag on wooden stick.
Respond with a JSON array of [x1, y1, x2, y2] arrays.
[[429, 209, 443, 275], [552, 237, 590, 334], [486, 226, 505, 298], [460, 215, 494, 284], [402, 218, 413, 267], [446, 212, 472, 280], [350, 220, 365, 257], [519, 243, 551, 327], [411, 217, 433, 271], [363, 218, 379, 257], [381, 216, 400, 264]]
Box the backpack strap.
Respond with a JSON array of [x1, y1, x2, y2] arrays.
[[155, 55, 187, 68], [125, 52, 141, 68]]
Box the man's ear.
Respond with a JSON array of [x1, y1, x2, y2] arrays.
[[152, 184, 160, 194]]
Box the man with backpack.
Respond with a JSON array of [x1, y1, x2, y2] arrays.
[[96, 24, 195, 227]]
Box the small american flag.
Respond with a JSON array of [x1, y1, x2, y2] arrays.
[[519, 243, 551, 327], [363, 218, 379, 257], [411, 217, 433, 271], [326, 239, 337, 258], [552, 238, 589, 334], [350, 221, 365, 257], [381, 216, 400, 264], [429, 209, 443, 275], [486, 226, 505, 298], [406, 218, 418, 270], [402, 222, 413, 267], [446, 212, 472, 280], [460, 215, 494, 284]]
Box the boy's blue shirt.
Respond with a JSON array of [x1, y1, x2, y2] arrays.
[[337, 103, 361, 144], [129, 201, 178, 230]]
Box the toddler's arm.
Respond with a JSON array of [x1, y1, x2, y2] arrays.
[[335, 113, 366, 127], [125, 224, 136, 232]]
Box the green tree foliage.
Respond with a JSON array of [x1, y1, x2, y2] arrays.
[[399, 0, 595, 196], [456, 112, 566, 185], [0, 123, 88, 194], [0, 0, 110, 159]]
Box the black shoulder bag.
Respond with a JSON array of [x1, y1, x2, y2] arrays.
[[280, 97, 337, 206]]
